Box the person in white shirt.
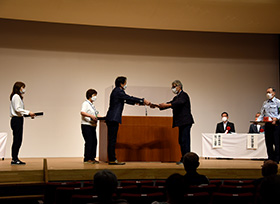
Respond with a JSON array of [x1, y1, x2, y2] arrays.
[[81, 89, 102, 164], [10, 81, 35, 165]]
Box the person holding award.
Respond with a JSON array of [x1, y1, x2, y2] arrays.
[[257, 87, 280, 163], [81, 89, 102, 164], [105, 76, 150, 165], [152, 80, 194, 165], [10, 81, 35, 165]]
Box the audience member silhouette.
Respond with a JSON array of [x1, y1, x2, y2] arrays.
[[93, 169, 128, 204], [183, 152, 209, 187], [254, 160, 278, 187], [152, 173, 185, 204], [259, 174, 280, 204]]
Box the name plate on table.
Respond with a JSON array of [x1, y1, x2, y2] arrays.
[[247, 135, 258, 149], [213, 134, 223, 148]]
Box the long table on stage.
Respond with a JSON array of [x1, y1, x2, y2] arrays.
[[202, 133, 267, 159], [99, 116, 181, 162]]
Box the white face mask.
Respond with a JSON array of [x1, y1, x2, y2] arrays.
[[172, 87, 178, 94], [266, 93, 273, 99], [222, 117, 228, 122], [123, 84, 127, 90], [20, 88, 26, 94], [91, 96, 97, 102]]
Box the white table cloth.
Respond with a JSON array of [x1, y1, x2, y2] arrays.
[[202, 133, 267, 159], [0, 133, 7, 158]]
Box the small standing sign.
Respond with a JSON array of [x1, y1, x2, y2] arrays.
[[213, 134, 222, 148], [247, 135, 258, 150]]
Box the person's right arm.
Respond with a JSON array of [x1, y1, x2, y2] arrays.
[[12, 94, 35, 117], [119, 89, 150, 105]]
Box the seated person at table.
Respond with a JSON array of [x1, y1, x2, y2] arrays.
[[249, 112, 265, 133], [183, 152, 209, 186], [215, 112, 235, 133]]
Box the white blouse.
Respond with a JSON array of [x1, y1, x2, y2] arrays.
[[81, 100, 98, 126], [10, 94, 30, 117]]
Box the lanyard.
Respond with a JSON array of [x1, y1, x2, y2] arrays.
[[86, 100, 98, 116]]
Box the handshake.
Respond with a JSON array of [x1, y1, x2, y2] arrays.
[[143, 99, 170, 109]]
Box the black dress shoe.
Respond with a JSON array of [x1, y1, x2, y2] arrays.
[[108, 160, 126, 165], [11, 160, 26, 165]]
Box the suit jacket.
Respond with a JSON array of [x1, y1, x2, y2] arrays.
[[162, 91, 194, 127], [106, 87, 144, 124], [215, 121, 235, 133], [249, 124, 265, 133]]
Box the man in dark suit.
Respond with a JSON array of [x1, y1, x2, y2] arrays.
[[249, 112, 265, 133], [105, 76, 150, 165], [156, 80, 194, 165], [215, 112, 235, 133]]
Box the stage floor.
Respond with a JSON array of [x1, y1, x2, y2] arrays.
[[0, 158, 268, 184]]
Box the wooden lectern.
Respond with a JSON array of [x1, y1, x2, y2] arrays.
[[99, 116, 181, 162]]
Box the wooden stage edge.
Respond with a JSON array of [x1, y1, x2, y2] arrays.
[[0, 157, 270, 184]]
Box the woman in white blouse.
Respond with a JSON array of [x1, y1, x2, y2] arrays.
[[10, 81, 35, 165], [81, 89, 101, 164]]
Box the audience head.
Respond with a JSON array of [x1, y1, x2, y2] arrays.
[[262, 160, 278, 177], [183, 152, 200, 172], [221, 112, 228, 122], [93, 169, 118, 199], [165, 173, 185, 202]]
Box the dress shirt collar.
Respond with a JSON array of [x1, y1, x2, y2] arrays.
[[268, 97, 276, 103]]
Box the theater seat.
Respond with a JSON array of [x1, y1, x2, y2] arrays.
[[184, 192, 210, 204], [54, 186, 93, 204], [71, 194, 98, 204], [116, 185, 139, 196], [120, 192, 165, 204], [223, 180, 254, 186], [141, 185, 166, 194], [187, 184, 218, 194], [211, 192, 254, 204], [218, 185, 255, 194]]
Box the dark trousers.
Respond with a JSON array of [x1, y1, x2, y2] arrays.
[[265, 122, 280, 163], [106, 121, 119, 162], [10, 117, 24, 160], [81, 125, 97, 162], [179, 124, 192, 161]]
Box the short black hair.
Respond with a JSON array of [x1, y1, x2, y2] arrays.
[[86, 89, 97, 99], [262, 160, 278, 177], [93, 170, 118, 199], [115, 76, 127, 87], [221, 112, 228, 117], [268, 87, 276, 92], [183, 152, 200, 172]]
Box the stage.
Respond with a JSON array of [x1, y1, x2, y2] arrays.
[[0, 158, 268, 184]]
